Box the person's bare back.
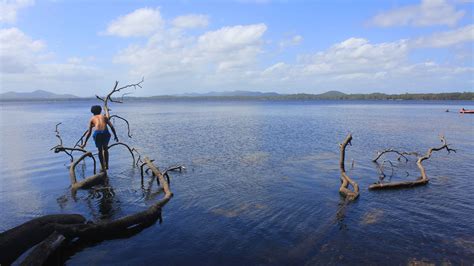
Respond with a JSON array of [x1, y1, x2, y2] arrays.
[[90, 114, 108, 131]]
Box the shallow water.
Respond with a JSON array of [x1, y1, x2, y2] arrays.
[[1, 100, 473, 265]]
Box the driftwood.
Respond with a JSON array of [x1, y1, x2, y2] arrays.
[[68, 151, 106, 199], [51, 123, 88, 162], [52, 80, 145, 194], [338, 134, 359, 200], [0, 214, 86, 265], [0, 159, 174, 265], [95, 78, 143, 119], [0, 79, 188, 264], [21, 232, 66, 266], [108, 142, 136, 165], [372, 149, 420, 163], [369, 136, 455, 190]]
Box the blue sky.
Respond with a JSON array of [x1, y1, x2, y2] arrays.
[[1, 0, 473, 96]]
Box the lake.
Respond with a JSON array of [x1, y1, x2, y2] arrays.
[[1, 100, 473, 265]]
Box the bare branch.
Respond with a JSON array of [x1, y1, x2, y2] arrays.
[[69, 152, 97, 185], [372, 149, 420, 163], [338, 133, 359, 200], [54, 123, 63, 146], [97, 78, 144, 118], [163, 165, 186, 176], [73, 130, 88, 148], [110, 115, 132, 138], [370, 136, 455, 190], [107, 142, 135, 166]]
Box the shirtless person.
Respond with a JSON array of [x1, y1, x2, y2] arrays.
[[80, 105, 119, 170]]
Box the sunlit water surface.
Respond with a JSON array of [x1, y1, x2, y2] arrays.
[[1, 100, 473, 265]]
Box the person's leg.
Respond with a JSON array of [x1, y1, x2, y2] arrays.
[[104, 147, 109, 170], [98, 146, 105, 170]]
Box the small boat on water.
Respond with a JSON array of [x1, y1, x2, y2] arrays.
[[460, 108, 474, 114]]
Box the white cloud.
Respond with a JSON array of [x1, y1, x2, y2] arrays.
[[172, 14, 209, 29], [0, 0, 33, 24], [105, 7, 163, 37], [115, 23, 267, 75], [0, 27, 103, 94], [298, 38, 409, 76], [0, 27, 44, 73], [255, 36, 472, 93], [114, 23, 268, 92], [113, 16, 474, 94], [279, 34, 303, 49], [412, 24, 474, 47], [197, 23, 267, 52], [370, 0, 465, 27]]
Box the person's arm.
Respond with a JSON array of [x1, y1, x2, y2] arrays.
[[106, 117, 119, 142], [80, 119, 94, 149]]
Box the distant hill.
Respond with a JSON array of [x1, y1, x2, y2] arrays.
[[0, 90, 78, 100], [177, 90, 281, 97], [317, 90, 347, 98], [149, 90, 473, 101], [1, 89, 472, 101]]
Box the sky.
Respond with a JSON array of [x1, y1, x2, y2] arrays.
[[0, 0, 473, 96]]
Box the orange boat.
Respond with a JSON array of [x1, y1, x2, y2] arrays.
[[460, 108, 474, 114]]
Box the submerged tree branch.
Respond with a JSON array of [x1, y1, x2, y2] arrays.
[[110, 115, 132, 138], [107, 142, 136, 165], [0, 157, 176, 265], [369, 136, 455, 190], [372, 149, 421, 163], [338, 134, 359, 200]]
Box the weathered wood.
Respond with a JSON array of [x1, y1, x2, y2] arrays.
[[144, 157, 173, 205], [0, 214, 85, 265], [108, 142, 135, 165], [369, 136, 455, 190], [372, 149, 420, 163], [69, 151, 97, 185], [338, 134, 359, 200], [369, 178, 428, 189], [20, 232, 66, 266], [71, 172, 107, 196]]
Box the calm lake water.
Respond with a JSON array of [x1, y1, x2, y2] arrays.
[[1, 100, 473, 265]]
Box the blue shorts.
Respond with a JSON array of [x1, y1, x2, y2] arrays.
[[93, 129, 111, 148]]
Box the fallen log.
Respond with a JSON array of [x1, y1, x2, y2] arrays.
[[369, 136, 455, 190], [0, 214, 85, 265], [20, 232, 66, 266], [0, 158, 174, 265]]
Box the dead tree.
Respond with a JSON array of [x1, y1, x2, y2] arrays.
[[0, 79, 185, 264], [338, 133, 359, 200], [95, 78, 144, 138], [0, 159, 175, 265], [52, 80, 143, 194], [369, 136, 455, 190]]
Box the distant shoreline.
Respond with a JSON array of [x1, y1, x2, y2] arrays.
[[1, 97, 473, 103], [1, 92, 473, 102]]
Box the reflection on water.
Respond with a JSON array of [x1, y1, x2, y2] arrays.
[[1, 100, 474, 265]]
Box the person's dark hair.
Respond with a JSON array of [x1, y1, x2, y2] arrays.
[[91, 105, 102, 115]]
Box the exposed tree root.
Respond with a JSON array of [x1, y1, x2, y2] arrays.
[[338, 134, 359, 200], [370, 136, 455, 190], [0, 159, 174, 265]]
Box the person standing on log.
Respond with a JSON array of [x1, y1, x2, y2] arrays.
[[80, 105, 118, 170]]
